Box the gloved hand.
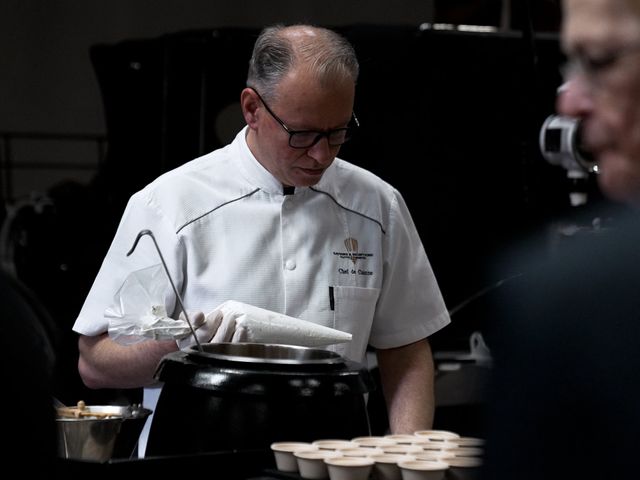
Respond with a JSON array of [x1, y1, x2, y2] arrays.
[[211, 310, 248, 343], [176, 309, 248, 349], [176, 310, 219, 349]]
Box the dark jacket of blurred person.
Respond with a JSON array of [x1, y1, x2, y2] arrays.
[[483, 0, 640, 478], [483, 203, 640, 479]]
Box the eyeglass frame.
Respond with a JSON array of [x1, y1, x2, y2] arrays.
[[247, 86, 359, 149], [562, 42, 640, 88]]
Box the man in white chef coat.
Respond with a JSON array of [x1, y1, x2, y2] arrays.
[[73, 24, 450, 454]]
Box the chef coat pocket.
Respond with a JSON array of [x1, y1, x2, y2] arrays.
[[330, 285, 380, 362]]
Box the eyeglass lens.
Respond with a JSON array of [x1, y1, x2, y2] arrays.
[[290, 129, 351, 148]]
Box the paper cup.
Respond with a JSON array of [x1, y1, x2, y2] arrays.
[[369, 453, 416, 480], [417, 441, 450, 453], [413, 452, 444, 462], [325, 456, 374, 480], [295, 449, 343, 479], [446, 456, 483, 480], [397, 460, 449, 480], [446, 436, 485, 448], [447, 447, 483, 457], [383, 445, 425, 455], [271, 442, 317, 472], [351, 436, 398, 448], [339, 446, 384, 457], [413, 430, 460, 442], [313, 439, 358, 450], [384, 434, 421, 444]]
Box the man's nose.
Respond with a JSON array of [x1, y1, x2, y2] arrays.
[[307, 137, 336, 165], [556, 78, 594, 118]]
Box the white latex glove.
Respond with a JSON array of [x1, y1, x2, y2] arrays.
[[176, 311, 219, 349], [211, 311, 248, 343], [176, 310, 248, 349]]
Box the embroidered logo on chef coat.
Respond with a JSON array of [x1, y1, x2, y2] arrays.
[[344, 237, 358, 264], [333, 237, 374, 275]]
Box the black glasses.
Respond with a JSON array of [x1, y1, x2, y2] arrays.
[[249, 87, 359, 149]]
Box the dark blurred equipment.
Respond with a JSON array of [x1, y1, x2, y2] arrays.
[[434, 0, 561, 32], [539, 114, 598, 207], [146, 343, 374, 456], [539, 115, 597, 175], [89, 27, 258, 216]]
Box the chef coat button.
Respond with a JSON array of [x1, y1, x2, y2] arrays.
[[285, 260, 296, 270]]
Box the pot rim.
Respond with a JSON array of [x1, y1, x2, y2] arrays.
[[186, 342, 346, 366]]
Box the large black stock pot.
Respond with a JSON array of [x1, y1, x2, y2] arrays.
[[145, 343, 374, 456]]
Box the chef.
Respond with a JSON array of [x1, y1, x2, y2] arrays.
[[73, 23, 450, 455]]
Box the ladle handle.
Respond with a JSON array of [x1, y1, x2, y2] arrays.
[[127, 229, 203, 352]]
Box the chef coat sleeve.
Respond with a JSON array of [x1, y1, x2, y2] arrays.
[[73, 188, 185, 336], [367, 189, 450, 349]]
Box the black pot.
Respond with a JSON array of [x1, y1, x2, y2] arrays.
[[145, 343, 375, 457]]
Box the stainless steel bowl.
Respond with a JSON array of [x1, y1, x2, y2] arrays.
[[56, 405, 152, 462]]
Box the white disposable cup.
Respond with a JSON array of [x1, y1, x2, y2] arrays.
[[384, 434, 421, 444], [418, 441, 450, 453], [271, 442, 318, 472], [339, 446, 384, 457], [445, 456, 483, 480], [398, 459, 449, 480], [369, 453, 416, 480], [325, 456, 375, 480], [446, 447, 483, 457], [351, 436, 398, 448], [413, 430, 460, 442], [421, 450, 456, 462], [295, 449, 343, 479], [313, 439, 359, 450], [383, 445, 425, 455], [446, 437, 485, 448], [413, 452, 444, 462]]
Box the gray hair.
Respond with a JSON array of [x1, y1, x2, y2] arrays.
[[247, 24, 359, 101]]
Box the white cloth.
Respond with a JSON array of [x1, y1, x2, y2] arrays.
[[73, 126, 451, 453], [137, 385, 161, 458]]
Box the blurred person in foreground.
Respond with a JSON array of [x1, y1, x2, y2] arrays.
[[0, 269, 57, 475], [483, 0, 640, 478], [73, 24, 450, 455]]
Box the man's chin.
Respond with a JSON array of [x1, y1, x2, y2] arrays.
[[295, 170, 325, 186]]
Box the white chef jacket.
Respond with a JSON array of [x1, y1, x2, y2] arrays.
[[73, 126, 450, 454]]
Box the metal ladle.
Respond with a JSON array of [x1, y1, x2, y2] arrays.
[[127, 229, 203, 352]]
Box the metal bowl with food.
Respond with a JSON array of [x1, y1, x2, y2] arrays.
[[56, 402, 152, 462]]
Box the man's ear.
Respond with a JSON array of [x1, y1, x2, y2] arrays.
[[241, 88, 261, 128]]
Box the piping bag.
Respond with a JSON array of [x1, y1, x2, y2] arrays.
[[105, 265, 351, 347]]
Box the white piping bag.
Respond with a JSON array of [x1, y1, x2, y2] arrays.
[[211, 300, 352, 347]]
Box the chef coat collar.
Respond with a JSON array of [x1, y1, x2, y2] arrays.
[[236, 126, 337, 197], [236, 127, 284, 195]]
